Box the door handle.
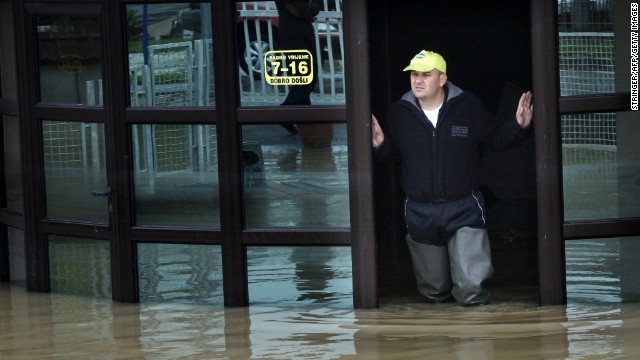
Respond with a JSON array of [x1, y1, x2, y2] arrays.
[[91, 187, 111, 197]]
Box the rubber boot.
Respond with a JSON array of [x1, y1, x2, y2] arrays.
[[406, 234, 452, 303], [448, 226, 494, 306]]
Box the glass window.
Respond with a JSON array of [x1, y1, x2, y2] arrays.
[[247, 246, 352, 307], [238, 0, 345, 106], [137, 243, 223, 305], [132, 124, 220, 227], [36, 15, 103, 105], [1, 4, 18, 99], [8, 227, 26, 286], [566, 237, 640, 303], [558, 33, 615, 96], [3, 116, 23, 214], [557, 0, 630, 96], [562, 111, 640, 221], [48, 235, 111, 298], [242, 123, 349, 228], [43, 121, 108, 223], [125, 3, 214, 107]]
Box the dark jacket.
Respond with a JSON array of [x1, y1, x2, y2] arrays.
[[275, 0, 321, 36], [376, 82, 530, 203]]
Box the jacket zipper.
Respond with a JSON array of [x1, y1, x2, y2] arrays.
[[417, 105, 440, 201], [431, 129, 438, 199], [410, 100, 444, 201]]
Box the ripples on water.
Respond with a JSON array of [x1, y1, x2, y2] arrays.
[[1, 234, 638, 360], [6, 235, 640, 358], [10, 143, 640, 357], [37, 239, 640, 359], [34, 228, 640, 358], [1, 283, 640, 359], [567, 239, 621, 303]]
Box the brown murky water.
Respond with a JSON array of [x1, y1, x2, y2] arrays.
[[2, 283, 639, 359]]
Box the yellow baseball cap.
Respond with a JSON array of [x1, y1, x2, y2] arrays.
[[403, 50, 447, 73]]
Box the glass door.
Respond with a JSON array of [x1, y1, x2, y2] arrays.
[[42, 120, 112, 298], [16, 0, 376, 307], [557, 1, 640, 303], [42, 121, 109, 223], [26, 4, 117, 298]]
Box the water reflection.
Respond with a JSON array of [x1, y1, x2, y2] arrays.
[[137, 243, 224, 305], [566, 237, 640, 304], [48, 236, 111, 299], [132, 124, 220, 227], [247, 246, 353, 307], [2, 283, 640, 359], [43, 237, 352, 307], [566, 239, 621, 303], [243, 124, 350, 229]]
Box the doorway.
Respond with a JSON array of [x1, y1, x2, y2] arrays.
[[367, 0, 538, 301]]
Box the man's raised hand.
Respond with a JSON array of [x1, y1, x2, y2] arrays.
[[516, 91, 534, 129], [371, 114, 385, 148]]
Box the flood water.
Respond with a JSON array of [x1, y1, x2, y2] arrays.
[[4, 143, 640, 358], [5, 114, 639, 358], [1, 282, 640, 359]]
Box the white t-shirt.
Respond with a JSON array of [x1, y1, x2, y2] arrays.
[[422, 103, 442, 127]]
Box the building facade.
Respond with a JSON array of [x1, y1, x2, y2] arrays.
[[1, 0, 638, 308]]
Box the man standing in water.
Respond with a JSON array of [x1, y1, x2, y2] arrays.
[[371, 50, 533, 306]]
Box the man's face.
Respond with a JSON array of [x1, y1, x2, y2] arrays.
[[410, 70, 446, 101]]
